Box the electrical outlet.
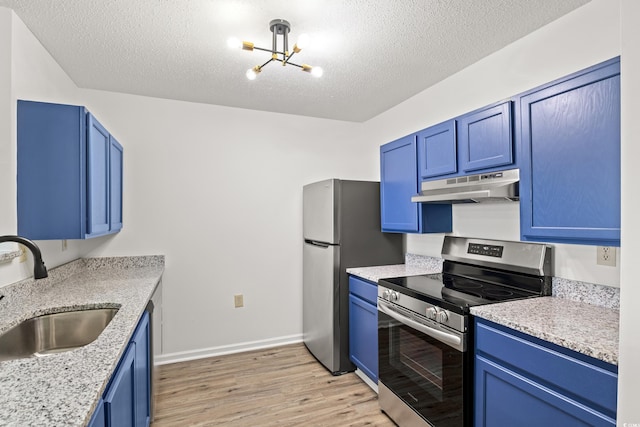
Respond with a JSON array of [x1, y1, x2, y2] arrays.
[[597, 246, 616, 267], [234, 294, 244, 308]]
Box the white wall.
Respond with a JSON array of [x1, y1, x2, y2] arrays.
[[366, 0, 621, 287], [0, 9, 12, 237], [78, 89, 369, 356], [617, 0, 640, 423]]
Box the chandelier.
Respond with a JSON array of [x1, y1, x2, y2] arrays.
[[227, 19, 323, 80]]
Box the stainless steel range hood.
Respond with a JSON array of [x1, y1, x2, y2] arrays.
[[411, 169, 519, 203]]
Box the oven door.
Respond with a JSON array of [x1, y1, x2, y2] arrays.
[[378, 303, 472, 427]]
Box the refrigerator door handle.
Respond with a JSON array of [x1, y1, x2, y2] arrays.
[[304, 239, 331, 248]]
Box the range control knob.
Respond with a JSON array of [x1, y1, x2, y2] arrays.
[[390, 291, 399, 302], [382, 289, 390, 300], [436, 310, 449, 323], [425, 307, 437, 320]]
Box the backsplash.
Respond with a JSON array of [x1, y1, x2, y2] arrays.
[[0, 250, 20, 263], [405, 253, 444, 270], [552, 277, 620, 310]]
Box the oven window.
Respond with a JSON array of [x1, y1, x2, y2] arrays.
[[396, 327, 445, 398], [378, 313, 472, 427]]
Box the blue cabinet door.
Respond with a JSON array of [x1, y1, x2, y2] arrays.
[[519, 58, 620, 246], [88, 399, 106, 427], [417, 120, 457, 179], [349, 295, 378, 382], [458, 101, 513, 173], [475, 318, 618, 427], [380, 136, 452, 233], [110, 137, 124, 233], [87, 114, 111, 237], [132, 312, 151, 427], [475, 356, 615, 427], [17, 101, 86, 239], [105, 344, 136, 427], [381, 135, 420, 232], [17, 100, 123, 240], [348, 276, 378, 382]]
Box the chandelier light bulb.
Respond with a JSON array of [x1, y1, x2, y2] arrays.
[[246, 68, 258, 80], [296, 33, 310, 50], [227, 37, 242, 49], [311, 66, 323, 78]]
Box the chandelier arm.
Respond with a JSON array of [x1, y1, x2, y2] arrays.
[[283, 51, 296, 65], [252, 46, 285, 54], [285, 61, 303, 69], [260, 58, 275, 69]]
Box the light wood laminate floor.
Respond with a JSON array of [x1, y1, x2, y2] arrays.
[[151, 343, 395, 426]]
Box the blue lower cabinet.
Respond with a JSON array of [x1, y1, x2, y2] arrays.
[[348, 276, 378, 382], [87, 398, 106, 427], [105, 344, 136, 427], [132, 312, 151, 427], [474, 318, 617, 427], [100, 311, 150, 427]]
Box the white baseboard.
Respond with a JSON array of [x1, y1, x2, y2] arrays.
[[354, 368, 379, 394], [154, 334, 303, 365]]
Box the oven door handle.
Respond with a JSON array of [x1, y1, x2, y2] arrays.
[[378, 300, 462, 349]]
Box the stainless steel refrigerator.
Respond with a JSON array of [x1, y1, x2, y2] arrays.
[[303, 179, 403, 375]]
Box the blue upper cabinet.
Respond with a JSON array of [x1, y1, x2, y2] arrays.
[[110, 137, 124, 233], [417, 120, 457, 179], [416, 101, 514, 183], [458, 101, 513, 173], [380, 135, 452, 233], [87, 114, 111, 236], [519, 58, 621, 246], [17, 100, 124, 240]]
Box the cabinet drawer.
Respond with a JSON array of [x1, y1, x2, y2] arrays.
[[475, 356, 615, 427], [475, 320, 617, 416], [348, 276, 378, 305]]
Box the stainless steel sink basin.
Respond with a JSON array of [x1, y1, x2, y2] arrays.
[[0, 308, 118, 362]]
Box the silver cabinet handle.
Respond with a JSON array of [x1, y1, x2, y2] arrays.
[[378, 300, 462, 349]]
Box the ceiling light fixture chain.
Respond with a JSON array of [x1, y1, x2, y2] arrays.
[[227, 19, 323, 80]]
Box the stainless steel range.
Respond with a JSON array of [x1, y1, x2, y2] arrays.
[[377, 236, 552, 427]]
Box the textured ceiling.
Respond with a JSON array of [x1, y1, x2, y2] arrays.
[[0, 0, 590, 122]]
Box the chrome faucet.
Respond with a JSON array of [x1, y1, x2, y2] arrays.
[[0, 235, 48, 279]]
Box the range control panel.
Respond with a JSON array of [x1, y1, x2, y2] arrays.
[[467, 243, 504, 258]]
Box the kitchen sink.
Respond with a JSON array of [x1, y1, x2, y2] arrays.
[[0, 308, 118, 362]]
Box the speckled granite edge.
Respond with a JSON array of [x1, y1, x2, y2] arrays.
[[83, 255, 165, 270], [346, 254, 443, 283], [0, 250, 21, 263], [0, 256, 164, 304], [553, 277, 620, 309], [405, 253, 444, 270], [471, 297, 619, 365]]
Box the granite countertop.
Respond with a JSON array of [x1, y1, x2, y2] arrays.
[[0, 256, 164, 426], [471, 297, 619, 365], [346, 254, 443, 282]]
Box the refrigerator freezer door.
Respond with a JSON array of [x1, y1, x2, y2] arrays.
[[303, 239, 340, 372], [303, 179, 339, 244]]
